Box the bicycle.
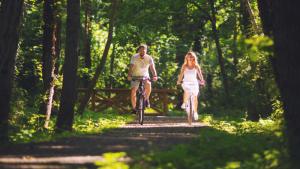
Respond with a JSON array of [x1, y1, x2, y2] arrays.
[[185, 92, 195, 125], [178, 81, 198, 125], [132, 76, 151, 125]]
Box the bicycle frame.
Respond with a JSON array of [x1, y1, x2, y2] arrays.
[[185, 92, 195, 125], [132, 76, 149, 125]]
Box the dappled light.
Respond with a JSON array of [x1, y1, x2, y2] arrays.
[[94, 152, 130, 169], [0, 0, 297, 168]]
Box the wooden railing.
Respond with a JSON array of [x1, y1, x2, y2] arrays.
[[78, 88, 179, 115]]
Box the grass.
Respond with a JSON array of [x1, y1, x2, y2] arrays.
[[130, 113, 288, 169], [7, 107, 289, 169], [9, 108, 134, 143]]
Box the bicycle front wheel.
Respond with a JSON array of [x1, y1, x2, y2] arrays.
[[187, 96, 193, 125], [137, 95, 144, 125]]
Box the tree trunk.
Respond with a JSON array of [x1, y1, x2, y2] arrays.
[[172, 2, 189, 66], [77, 0, 118, 115], [54, 18, 61, 76], [271, 1, 300, 167], [232, 20, 238, 73], [240, 0, 270, 121], [193, 36, 202, 54], [0, 0, 24, 142], [208, 0, 229, 97], [41, 0, 59, 128], [54, 15, 61, 76], [231, 0, 239, 74], [206, 73, 213, 98], [109, 43, 116, 89], [83, 0, 91, 69], [55, 0, 80, 131], [52, 17, 61, 113], [82, 0, 92, 88], [239, 0, 261, 36], [257, 0, 273, 36]]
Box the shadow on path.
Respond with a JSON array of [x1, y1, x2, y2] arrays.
[[0, 116, 207, 169]]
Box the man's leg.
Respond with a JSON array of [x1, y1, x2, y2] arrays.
[[131, 87, 138, 109], [144, 80, 151, 107]]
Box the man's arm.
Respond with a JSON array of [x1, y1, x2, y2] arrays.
[[127, 64, 134, 81], [150, 64, 158, 81]]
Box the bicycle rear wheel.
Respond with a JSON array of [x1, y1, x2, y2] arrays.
[[137, 95, 144, 125], [187, 96, 193, 125]]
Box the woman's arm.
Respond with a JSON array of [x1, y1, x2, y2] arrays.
[[196, 66, 205, 85], [177, 66, 185, 84]]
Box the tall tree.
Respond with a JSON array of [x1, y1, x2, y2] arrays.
[[83, 0, 92, 69], [54, 17, 62, 76], [257, 0, 272, 36], [0, 0, 24, 142], [56, 0, 80, 131], [41, 0, 59, 128], [82, 0, 92, 87], [208, 0, 229, 97], [231, 0, 239, 74], [239, 0, 261, 36], [109, 43, 116, 89], [171, 1, 190, 66], [77, 0, 118, 115], [240, 0, 272, 121], [259, 1, 300, 167]]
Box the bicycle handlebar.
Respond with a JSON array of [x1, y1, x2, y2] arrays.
[[131, 76, 156, 82]]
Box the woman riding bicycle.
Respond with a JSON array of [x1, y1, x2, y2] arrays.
[[177, 51, 205, 120]]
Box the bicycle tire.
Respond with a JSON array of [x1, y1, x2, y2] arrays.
[[187, 96, 193, 125], [137, 94, 144, 125]]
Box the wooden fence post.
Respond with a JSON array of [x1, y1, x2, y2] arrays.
[[162, 91, 168, 114]]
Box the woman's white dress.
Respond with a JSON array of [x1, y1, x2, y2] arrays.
[[181, 68, 199, 96]]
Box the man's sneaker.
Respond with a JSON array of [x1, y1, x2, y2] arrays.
[[181, 103, 186, 109], [131, 108, 137, 114], [145, 99, 150, 108], [194, 112, 199, 121]]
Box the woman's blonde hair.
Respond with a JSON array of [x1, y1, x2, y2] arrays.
[[181, 51, 201, 70]]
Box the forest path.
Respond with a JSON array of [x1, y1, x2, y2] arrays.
[[0, 116, 207, 169]]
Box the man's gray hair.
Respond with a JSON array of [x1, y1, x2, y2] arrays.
[[137, 44, 148, 51]]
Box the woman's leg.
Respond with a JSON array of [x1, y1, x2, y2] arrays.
[[181, 91, 189, 109], [183, 91, 188, 104], [194, 95, 198, 113], [181, 84, 188, 105]]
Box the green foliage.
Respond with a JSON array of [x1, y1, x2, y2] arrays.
[[167, 110, 185, 117], [3, 1, 289, 169], [244, 35, 273, 62], [73, 109, 133, 134], [9, 109, 134, 143], [17, 2, 43, 99], [16, 0, 279, 117], [95, 152, 129, 169], [270, 99, 284, 125], [131, 114, 287, 169], [9, 110, 49, 143]]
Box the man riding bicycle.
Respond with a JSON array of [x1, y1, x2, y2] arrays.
[[127, 44, 158, 114]]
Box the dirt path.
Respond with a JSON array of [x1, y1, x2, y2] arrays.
[[0, 116, 207, 169]]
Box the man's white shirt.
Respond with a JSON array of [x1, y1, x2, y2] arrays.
[[130, 53, 154, 77]]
